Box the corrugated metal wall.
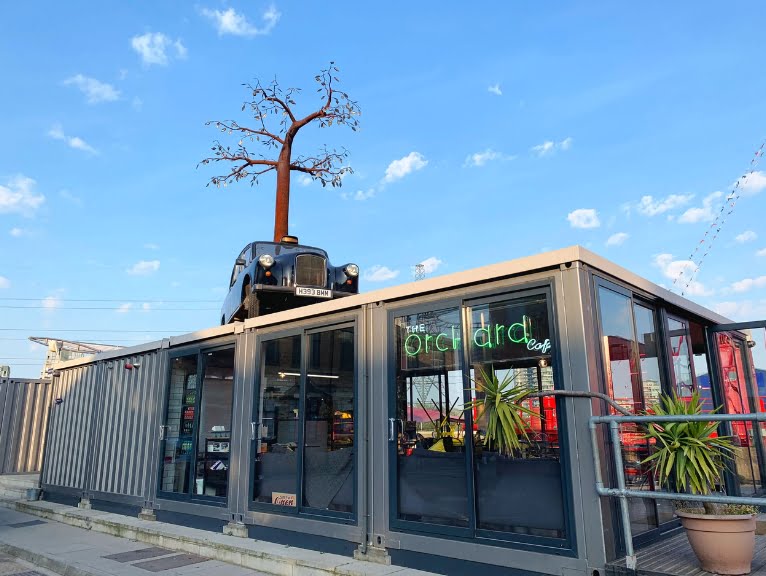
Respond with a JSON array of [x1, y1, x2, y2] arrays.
[[41, 364, 100, 489], [90, 352, 164, 498], [0, 378, 52, 474]]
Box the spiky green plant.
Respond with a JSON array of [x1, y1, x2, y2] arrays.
[[466, 366, 536, 456], [641, 392, 733, 495]]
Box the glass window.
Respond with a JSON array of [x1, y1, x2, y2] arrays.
[[303, 328, 355, 513], [667, 318, 696, 400], [160, 355, 197, 494], [597, 287, 658, 535], [195, 349, 234, 498], [253, 327, 357, 515], [254, 335, 301, 505], [159, 348, 236, 501], [468, 296, 565, 538], [394, 307, 470, 527]]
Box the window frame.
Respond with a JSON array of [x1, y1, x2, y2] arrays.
[[156, 343, 236, 507], [248, 320, 358, 524], [386, 283, 577, 555]]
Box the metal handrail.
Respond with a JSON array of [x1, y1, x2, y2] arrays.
[[590, 411, 766, 571]]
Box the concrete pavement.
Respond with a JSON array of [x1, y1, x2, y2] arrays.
[[0, 500, 435, 576], [0, 505, 269, 575]]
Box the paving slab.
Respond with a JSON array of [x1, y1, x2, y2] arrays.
[[0, 500, 438, 576]]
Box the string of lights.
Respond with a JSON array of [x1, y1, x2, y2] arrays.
[[672, 140, 765, 296]]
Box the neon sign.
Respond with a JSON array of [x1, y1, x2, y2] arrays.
[[404, 315, 552, 357]]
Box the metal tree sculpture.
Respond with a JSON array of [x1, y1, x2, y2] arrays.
[[200, 63, 360, 242]]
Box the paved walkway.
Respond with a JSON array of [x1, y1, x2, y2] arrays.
[[0, 506, 269, 575], [0, 500, 432, 576]]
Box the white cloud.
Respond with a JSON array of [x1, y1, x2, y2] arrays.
[[63, 74, 120, 104], [132, 97, 144, 111], [131, 32, 187, 66], [531, 137, 573, 157], [116, 303, 133, 314], [59, 189, 82, 204], [678, 192, 722, 224], [42, 295, 62, 309], [0, 175, 45, 216], [48, 124, 65, 140], [126, 260, 160, 275], [735, 230, 757, 244], [68, 136, 98, 154], [298, 175, 312, 187], [488, 84, 502, 96], [730, 276, 766, 293], [758, 248, 766, 257], [634, 194, 694, 216], [142, 302, 151, 311], [144, 243, 160, 250], [201, 5, 280, 36], [0, 276, 9, 289], [464, 149, 515, 168], [653, 253, 710, 296], [364, 265, 400, 282], [531, 141, 555, 156], [418, 257, 443, 274], [713, 300, 766, 321], [738, 170, 766, 196], [384, 152, 427, 183], [567, 208, 600, 229], [354, 189, 375, 201], [48, 124, 98, 155], [606, 232, 629, 246], [9, 227, 23, 237]]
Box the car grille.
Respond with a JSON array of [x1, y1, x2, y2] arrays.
[[295, 254, 326, 287]]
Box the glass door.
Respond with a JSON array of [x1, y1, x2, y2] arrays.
[[158, 348, 235, 502], [390, 305, 471, 533], [712, 331, 766, 495], [252, 325, 356, 519], [159, 354, 197, 496]]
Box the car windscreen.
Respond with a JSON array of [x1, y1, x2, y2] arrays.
[[253, 243, 327, 257]]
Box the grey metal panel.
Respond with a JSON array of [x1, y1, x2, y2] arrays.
[[90, 352, 162, 499], [43, 365, 98, 489], [0, 378, 52, 474]]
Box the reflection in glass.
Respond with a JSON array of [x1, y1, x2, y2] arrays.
[[667, 318, 696, 400], [718, 334, 763, 495], [195, 348, 234, 498], [303, 328, 355, 513], [634, 306, 673, 523], [394, 307, 470, 527], [597, 288, 657, 535], [160, 355, 197, 494], [254, 336, 301, 505], [469, 297, 565, 538]]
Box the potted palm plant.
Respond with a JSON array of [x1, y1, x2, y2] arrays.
[[642, 392, 758, 575]]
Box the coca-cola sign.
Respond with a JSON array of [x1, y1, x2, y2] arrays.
[[271, 492, 296, 506]]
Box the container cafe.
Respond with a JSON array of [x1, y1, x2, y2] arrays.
[[41, 246, 766, 575]]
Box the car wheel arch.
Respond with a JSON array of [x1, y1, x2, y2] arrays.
[[241, 275, 252, 302]]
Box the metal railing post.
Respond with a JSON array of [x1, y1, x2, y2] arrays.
[[609, 420, 636, 570]]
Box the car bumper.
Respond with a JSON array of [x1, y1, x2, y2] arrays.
[[254, 285, 355, 298]]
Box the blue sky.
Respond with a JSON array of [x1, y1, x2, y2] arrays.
[[1, 2, 766, 377]]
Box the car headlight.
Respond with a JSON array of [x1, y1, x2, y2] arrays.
[[344, 264, 359, 277], [258, 254, 275, 268]]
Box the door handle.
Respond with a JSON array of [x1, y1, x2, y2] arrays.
[[159, 425, 167, 440], [250, 421, 258, 441], [388, 418, 396, 441]]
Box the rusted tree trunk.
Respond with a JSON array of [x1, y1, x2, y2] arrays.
[[200, 63, 360, 242]]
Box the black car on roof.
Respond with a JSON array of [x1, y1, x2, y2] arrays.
[[220, 236, 359, 324]]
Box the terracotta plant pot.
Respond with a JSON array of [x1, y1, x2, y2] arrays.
[[676, 510, 756, 575]]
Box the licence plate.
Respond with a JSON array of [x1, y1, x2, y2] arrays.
[[295, 287, 332, 298]]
